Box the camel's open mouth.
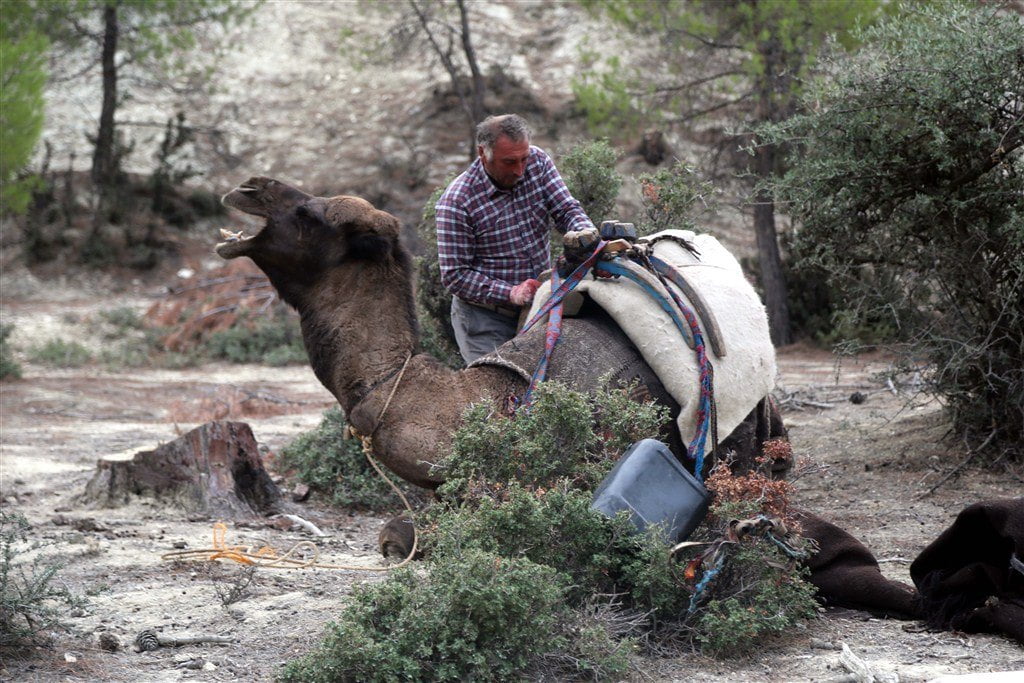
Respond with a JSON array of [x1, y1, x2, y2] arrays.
[[215, 227, 257, 259], [217, 180, 268, 258]]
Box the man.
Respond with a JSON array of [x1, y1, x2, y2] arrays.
[[436, 114, 595, 363]]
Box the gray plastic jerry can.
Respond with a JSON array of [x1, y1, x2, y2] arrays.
[[591, 438, 710, 543]]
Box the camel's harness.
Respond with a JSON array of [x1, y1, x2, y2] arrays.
[[162, 231, 719, 571], [517, 229, 719, 483]]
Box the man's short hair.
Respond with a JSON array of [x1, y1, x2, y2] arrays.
[[476, 114, 532, 160]]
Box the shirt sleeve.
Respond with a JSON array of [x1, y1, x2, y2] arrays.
[[435, 191, 514, 305], [536, 150, 595, 235]]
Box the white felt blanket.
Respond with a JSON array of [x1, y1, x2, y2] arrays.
[[525, 229, 776, 446]]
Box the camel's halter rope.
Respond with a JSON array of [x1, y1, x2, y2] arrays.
[[161, 353, 418, 572], [517, 238, 717, 482]]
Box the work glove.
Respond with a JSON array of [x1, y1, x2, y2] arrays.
[[509, 278, 541, 306]]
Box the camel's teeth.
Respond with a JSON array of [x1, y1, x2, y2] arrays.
[[219, 228, 245, 242]]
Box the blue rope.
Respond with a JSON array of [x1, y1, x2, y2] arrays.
[[687, 551, 727, 614]]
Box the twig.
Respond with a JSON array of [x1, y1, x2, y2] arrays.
[[279, 514, 326, 537]]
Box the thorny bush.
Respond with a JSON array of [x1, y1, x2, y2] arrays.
[[760, 4, 1024, 459], [1, 511, 83, 648], [286, 383, 819, 679]]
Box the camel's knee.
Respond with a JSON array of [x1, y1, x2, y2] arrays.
[[378, 513, 421, 562]]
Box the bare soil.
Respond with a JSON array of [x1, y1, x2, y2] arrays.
[[3, 1, 1021, 679], [1, 272, 1022, 682]]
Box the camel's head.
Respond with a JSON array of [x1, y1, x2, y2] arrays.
[[217, 176, 402, 277]]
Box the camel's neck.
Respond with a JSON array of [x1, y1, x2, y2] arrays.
[[296, 262, 419, 414]]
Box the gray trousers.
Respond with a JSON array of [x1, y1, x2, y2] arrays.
[[450, 296, 519, 364]]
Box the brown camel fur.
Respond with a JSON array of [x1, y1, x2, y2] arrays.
[[217, 177, 786, 490]]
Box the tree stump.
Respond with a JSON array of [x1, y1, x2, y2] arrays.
[[638, 129, 670, 166], [81, 421, 283, 519]]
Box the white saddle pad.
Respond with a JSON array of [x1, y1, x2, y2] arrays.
[[525, 229, 776, 446]]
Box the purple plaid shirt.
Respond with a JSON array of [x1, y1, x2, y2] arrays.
[[436, 146, 594, 305]]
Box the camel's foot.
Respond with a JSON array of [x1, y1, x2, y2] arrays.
[[378, 513, 421, 562]]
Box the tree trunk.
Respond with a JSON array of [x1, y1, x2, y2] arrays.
[[753, 33, 792, 346], [81, 421, 284, 519], [753, 143, 792, 346], [91, 1, 119, 192], [456, 0, 485, 160]]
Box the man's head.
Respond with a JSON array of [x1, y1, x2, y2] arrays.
[[476, 114, 532, 190]]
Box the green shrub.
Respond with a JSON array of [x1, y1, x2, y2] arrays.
[[571, 51, 644, 142], [695, 544, 819, 656], [560, 138, 622, 224], [0, 324, 21, 380], [428, 484, 616, 600], [28, 338, 92, 367], [636, 161, 718, 236], [285, 383, 817, 676], [278, 407, 410, 510], [97, 305, 145, 337], [280, 549, 569, 682], [437, 380, 668, 499], [761, 4, 1024, 457], [202, 314, 306, 366], [1, 510, 82, 647], [439, 382, 597, 496]]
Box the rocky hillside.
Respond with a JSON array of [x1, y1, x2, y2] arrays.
[[33, 1, 753, 252]]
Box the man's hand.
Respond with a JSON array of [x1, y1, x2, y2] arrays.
[[509, 278, 541, 306]]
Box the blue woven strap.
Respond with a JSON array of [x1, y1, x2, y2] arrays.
[[592, 259, 695, 349], [518, 241, 607, 335], [594, 256, 715, 482], [521, 269, 563, 409]]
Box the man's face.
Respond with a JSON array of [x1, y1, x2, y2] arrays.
[[479, 135, 530, 190]]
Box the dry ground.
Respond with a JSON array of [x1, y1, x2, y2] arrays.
[[1, 270, 1022, 682], [7, 0, 1021, 679]]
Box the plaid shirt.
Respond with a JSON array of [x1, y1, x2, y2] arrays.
[[436, 146, 594, 305]]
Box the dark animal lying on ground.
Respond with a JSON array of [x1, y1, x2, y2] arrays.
[[795, 498, 1024, 645], [911, 497, 1024, 643], [794, 509, 920, 618]]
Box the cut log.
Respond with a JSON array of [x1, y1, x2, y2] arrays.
[[81, 421, 283, 519]]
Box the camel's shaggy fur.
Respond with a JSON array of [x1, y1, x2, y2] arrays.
[[217, 177, 784, 489]]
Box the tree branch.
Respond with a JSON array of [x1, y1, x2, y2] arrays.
[[653, 69, 746, 94]]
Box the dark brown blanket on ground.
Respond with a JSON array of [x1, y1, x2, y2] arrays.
[[910, 497, 1024, 643], [796, 499, 1024, 644]]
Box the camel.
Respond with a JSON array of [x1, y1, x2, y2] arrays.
[[216, 177, 787, 491], [215, 177, 954, 621]]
